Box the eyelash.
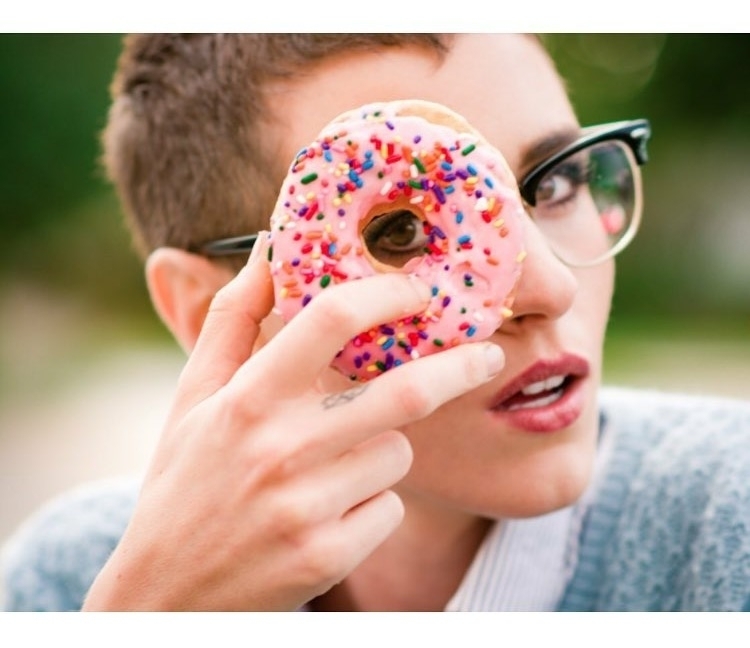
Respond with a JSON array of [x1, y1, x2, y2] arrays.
[[536, 159, 590, 208], [361, 209, 430, 268], [363, 210, 424, 249]]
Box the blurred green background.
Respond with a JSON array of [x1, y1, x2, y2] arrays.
[[0, 34, 749, 399]]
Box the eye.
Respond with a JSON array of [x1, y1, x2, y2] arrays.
[[535, 157, 589, 208], [362, 209, 429, 267]]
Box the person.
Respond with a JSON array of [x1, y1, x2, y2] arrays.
[[3, 33, 750, 612]]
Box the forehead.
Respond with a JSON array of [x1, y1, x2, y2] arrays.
[[267, 34, 579, 177]]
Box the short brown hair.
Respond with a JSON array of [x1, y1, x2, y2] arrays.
[[102, 34, 452, 265]]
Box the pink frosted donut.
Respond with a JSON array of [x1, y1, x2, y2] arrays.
[[268, 100, 526, 381]]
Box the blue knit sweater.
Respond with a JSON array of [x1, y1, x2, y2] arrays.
[[3, 387, 750, 611], [561, 387, 750, 611]]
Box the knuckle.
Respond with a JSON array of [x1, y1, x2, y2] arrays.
[[207, 281, 236, 314], [251, 426, 316, 482], [244, 437, 307, 493], [294, 534, 348, 588], [215, 385, 265, 433], [260, 448, 299, 483], [304, 291, 359, 334], [272, 491, 316, 535], [392, 380, 436, 420]]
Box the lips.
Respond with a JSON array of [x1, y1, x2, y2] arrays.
[[504, 374, 569, 411], [489, 354, 590, 432]]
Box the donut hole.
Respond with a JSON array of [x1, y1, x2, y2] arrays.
[[360, 199, 429, 271]]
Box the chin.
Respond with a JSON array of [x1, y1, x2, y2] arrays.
[[501, 454, 595, 519], [485, 376, 603, 518], [404, 404, 601, 521], [495, 416, 601, 519], [510, 424, 602, 518], [455, 457, 595, 521]]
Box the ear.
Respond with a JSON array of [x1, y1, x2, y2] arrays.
[[145, 247, 235, 354]]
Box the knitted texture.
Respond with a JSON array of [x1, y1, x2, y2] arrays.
[[560, 387, 750, 611], [1, 477, 139, 611]]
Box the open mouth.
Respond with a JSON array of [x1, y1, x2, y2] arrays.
[[500, 374, 574, 411], [490, 354, 590, 426], [488, 355, 591, 431]]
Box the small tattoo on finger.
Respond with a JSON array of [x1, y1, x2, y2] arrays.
[[321, 384, 369, 410]]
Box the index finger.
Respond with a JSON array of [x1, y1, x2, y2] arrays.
[[233, 273, 432, 398]]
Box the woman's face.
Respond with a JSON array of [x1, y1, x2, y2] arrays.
[[272, 34, 615, 519]]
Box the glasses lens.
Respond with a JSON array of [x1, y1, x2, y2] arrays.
[[530, 139, 642, 266]]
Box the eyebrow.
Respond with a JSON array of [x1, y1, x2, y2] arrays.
[[517, 128, 581, 178]]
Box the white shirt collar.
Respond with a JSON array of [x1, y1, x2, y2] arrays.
[[445, 418, 615, 611], [444, 504, 577, 611]]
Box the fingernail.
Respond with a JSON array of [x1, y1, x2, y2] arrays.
[[484, 344, 505, 377], [247, 230, 270, 266]]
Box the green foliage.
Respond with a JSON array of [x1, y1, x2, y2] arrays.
[[0, 35, 122, 244], [0, 34, 154, 321], [545, 34, 750, 133]]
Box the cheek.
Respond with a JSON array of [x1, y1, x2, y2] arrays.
[[577, 259, 616, 332], [596, 261, 616, 323], [400, 414, 599, 518]]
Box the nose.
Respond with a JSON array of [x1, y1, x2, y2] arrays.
[[502, 216, 577, 328]]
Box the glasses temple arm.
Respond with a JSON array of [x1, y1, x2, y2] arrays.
[[199, 234, 258, 256]]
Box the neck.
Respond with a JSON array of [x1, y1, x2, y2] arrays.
[[312, 494, 493, 611]]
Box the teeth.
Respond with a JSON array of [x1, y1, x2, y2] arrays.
[[521, 375, 566, 396], [508, 390, 564, 411]]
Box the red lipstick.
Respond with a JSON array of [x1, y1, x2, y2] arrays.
[[489, 354, 590, 433]]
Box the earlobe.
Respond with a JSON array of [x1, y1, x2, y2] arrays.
[[145, 248, 235, 353]]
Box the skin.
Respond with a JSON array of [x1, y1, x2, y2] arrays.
[[83, 34, 614, 612]]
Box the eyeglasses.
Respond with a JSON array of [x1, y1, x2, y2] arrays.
[[519, 118, 650, 267], [199, 119, 651, 267]]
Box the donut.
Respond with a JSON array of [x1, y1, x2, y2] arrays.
[[267, 99, 526, 382]]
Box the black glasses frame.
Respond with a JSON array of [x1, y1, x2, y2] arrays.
[[198, 118, 651, 258], [518, 118, 651, 207], [199, 232, 259, 257]]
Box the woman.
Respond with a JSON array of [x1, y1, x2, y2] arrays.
[[4, 34, 750, 611]]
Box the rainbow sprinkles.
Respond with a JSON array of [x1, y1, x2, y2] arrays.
[[268, 100, 526, 382]]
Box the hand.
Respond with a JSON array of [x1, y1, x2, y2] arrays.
[[83, 235, 505, 611]]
